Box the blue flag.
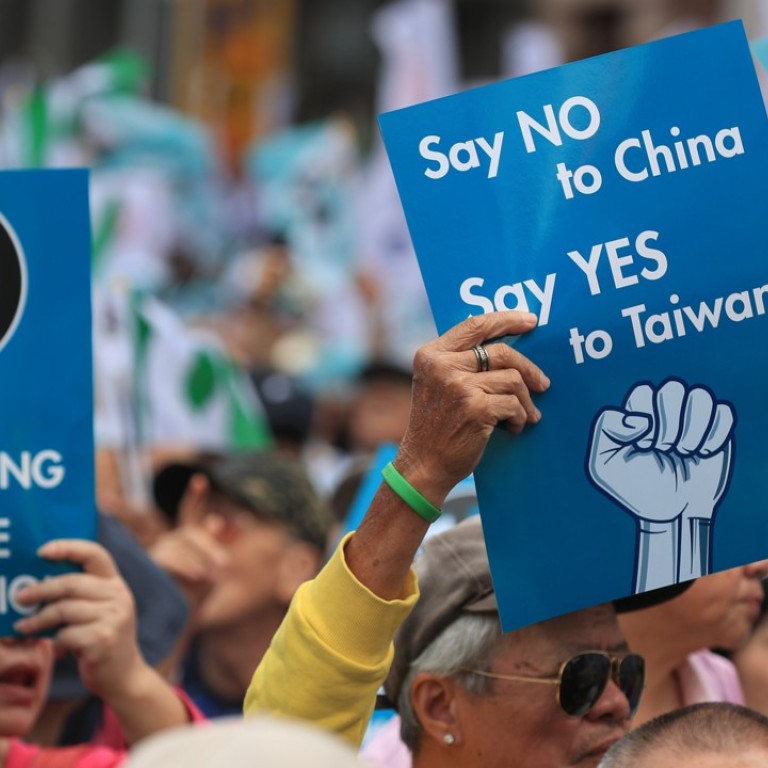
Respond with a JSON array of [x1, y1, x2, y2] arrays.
[[0, 170, 96, 635], [380, 22, 768, 630]]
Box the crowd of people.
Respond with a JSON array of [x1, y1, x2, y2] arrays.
[[1, 3, 768, 766], [0, 307, 764, 766]]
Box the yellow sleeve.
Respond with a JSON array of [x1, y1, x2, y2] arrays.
[[244, 532, 418, 747]]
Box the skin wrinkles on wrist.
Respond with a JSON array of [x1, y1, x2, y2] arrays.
[[392, 453, 451, 509]]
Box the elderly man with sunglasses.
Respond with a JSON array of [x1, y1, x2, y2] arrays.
[[371, 514, 645, 768], [246, 311, 646, 767]]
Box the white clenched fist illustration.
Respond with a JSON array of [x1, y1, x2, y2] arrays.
[[587, 378, 735, 590]]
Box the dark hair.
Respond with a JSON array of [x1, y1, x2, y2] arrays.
[[358, 360, 413, 387], [600, 703, 768, 766]]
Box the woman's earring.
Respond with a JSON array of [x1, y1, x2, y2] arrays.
[[443, 733, 456, 746]]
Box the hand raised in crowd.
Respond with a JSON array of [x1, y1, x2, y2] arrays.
[[12, 540, 189, 745], [395, 310, 550, 505], [149, 471, 229, 619], [246, 310, 553, 742], [13, 540, 139, 698], [346, 310, 549, 599]]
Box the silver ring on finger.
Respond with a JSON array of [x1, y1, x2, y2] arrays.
[[472, 344, 490, 373]]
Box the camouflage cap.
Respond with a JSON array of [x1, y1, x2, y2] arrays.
[[207, 452, 332, 551]]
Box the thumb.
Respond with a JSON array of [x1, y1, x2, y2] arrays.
[[594, 409, 652, 446], [178, 473, 211, 526]]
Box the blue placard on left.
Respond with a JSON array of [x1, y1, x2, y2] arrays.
[[0, 169, 96, 635]]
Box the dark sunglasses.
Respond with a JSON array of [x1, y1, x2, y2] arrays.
[[463, 651, 645, 718]]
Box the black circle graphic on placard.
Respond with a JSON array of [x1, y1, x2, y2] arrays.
[[0, 216, 25, 351]]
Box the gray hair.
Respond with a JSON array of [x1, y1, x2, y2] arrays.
[[599, 703, 768, 767], [397, 612, 502, 752]]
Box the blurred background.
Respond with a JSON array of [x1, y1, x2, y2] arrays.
[[1, 2, 766, 153], [0, 0, 765, 517]]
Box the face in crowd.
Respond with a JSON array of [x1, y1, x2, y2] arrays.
[[410, 605, 640, 768], [192, 489, 319, 631], [661, 561, 768, 651], [0, 637, 53, 738], [152, 452, 330, 636]]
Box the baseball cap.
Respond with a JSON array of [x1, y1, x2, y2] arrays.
[[384, 515, 692, 707], [154, 452, 332, 551]]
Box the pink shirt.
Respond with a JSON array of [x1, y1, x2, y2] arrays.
[[4, 689, 206, 768], [677, 649, 745, 706], [5, 740, 125, 768], [359, 715, 411, 768]]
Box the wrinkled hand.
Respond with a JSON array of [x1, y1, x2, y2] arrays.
[[13, 540, 144, 700], [588, 379, 734, 523], [395, 311, 550, 505]]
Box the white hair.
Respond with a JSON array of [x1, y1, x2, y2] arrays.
[[398, 612, 502, 751]]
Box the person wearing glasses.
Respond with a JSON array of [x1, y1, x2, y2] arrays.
[[367, 514, 644, 768], [245, 310, 645, 767]]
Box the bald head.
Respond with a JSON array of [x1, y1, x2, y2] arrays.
[[599, 703, 768, 768]]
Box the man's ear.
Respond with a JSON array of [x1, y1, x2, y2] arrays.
[[275, 541, 322, 605], [409, 672, 465, 748]]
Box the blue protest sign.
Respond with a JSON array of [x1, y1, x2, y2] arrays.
[[0, 170, 96, 635], [379, 21, 768, 631]]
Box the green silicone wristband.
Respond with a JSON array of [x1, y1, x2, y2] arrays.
[[381, 461, 442, 523]]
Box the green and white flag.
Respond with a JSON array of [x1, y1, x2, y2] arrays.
[[130, 295, 272, 451], [1, 49, 150, 170], [119, 293, 273, 452]]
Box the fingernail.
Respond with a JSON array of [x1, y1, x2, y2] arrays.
[[534, 408, 542, 422], [524, 312, 538, 324], [541, 373, 551, 389]]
